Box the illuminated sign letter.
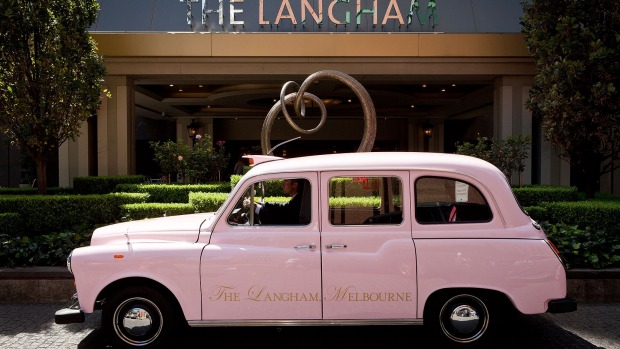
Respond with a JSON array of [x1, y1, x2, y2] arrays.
[[356, 0, 377, 25], [382, 0, 404, 25], [200, 0, 223, 26], [301, 0, 322, 25], [275, 0, 297, 25], [230, 0, 244, 25], [259, 0, 269, 24], [328, 0, 350, 25]]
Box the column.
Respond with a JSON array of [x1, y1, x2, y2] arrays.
[[98, 76, 135, 176], [57, 120, 89, 187]]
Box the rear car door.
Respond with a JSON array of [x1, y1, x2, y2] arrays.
[[319, 171, 417, 319]]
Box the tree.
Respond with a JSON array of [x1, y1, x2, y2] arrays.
[[0, 0, 106, 194], [521, 0, 620, 198], [456, 134, 531, 186], [149, 140, 191, 184]]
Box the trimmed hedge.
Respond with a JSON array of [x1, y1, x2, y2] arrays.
[[116, 182, 231, 203], [189, 192, 231, 213], [0, 187, 75, 195], [73, 175, 145, 194], [0, 213, 24, 236], [542, 201, 620, 237], [120, 203, 196, 220], [512, 185, 579, 207], [0, 193, 148, 236]]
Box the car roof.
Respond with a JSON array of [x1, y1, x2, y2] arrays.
[[246, 152, 503, 180]]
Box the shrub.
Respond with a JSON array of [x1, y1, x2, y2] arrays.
[[513, 185, 579, 207], [0, 212, 24, 237], [0, 229, 93, 268], [542, 221, 620, 269], [522, 205, 547, 222], [189, 192, 231, 213], [542, 201, 620, 237], [0, 187, 74, 195], [116, 183, 231, 203], [73, 175, 145, 194], [120, 203, 196, 220], [0, 193, 148, 235]]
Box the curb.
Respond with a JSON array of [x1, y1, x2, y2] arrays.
[[1, 267, 619, 304]]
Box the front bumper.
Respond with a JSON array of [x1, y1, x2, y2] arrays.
[[54, 293, 85, 324], [547, 297, 577, 313]]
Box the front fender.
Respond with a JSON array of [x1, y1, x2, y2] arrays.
[[71, 242, 205, 320]]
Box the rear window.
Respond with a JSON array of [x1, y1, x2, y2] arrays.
[[415, 177, 492, 224]]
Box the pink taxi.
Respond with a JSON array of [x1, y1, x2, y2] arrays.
[[55, 152, 576, 348]]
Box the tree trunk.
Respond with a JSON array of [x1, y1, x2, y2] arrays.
[[35, 157, 48, 195]]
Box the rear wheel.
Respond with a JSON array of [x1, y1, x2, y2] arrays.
[[425, 291, 498, 348], [102, 286, 179, 349]]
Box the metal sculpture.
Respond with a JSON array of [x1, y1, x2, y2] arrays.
[[261, 70, 377, 155]]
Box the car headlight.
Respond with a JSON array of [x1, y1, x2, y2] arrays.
[[67, 251, 73, 274]]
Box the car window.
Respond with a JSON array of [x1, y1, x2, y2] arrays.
[[415, 177, 492, 224], [227, 178, 311, 226], [328, 176, 403, 225]]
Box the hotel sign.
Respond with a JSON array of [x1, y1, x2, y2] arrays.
[[179, 0, 438, 32]]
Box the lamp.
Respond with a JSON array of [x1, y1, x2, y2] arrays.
[[422, 121, 434, 152], [422, 121, 434, 140], [187, 119, 200, 145]]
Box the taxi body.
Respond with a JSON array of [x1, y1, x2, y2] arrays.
[[55, 152, 576, 348]]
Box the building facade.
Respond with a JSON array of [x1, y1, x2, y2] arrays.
[[33, 0, 617, 193]]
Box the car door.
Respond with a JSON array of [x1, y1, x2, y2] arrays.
[[320, 171, 418, 319], [200, 172, 321, 320]]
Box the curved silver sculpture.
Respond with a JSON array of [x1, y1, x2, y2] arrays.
[[261, 70, 377, 155]]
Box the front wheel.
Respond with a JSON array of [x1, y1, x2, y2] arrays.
[[425, 291, 499, 348], [102, 286, 179, 349]]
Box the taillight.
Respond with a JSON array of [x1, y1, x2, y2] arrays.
[[545, 239, 567, 268]]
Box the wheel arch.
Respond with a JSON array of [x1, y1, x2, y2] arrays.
[[422, 287, 516, 319], [96, 277, 185, 319]]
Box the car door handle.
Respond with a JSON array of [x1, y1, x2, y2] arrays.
[[294, 243, 317, 250], [326, 244, 347, 249]]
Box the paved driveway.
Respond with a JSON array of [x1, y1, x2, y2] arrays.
[[0, 303, 618, 349]]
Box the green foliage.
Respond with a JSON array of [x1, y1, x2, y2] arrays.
[[116, 182, 231, 203], [73, 175, 145, 194], [120, 203, 196, 221], [455, 134, 531, 184], [0, 212, 24, 236], [185, 135, 212, 183], [189, 192, 231, 213], [0, 228, 93, 268], [0, 187, 74, 195], [149, 135, 231, 184], [149, 140, 192, 183], [542, 200, 620, 237], [521, 0, 620, 197], [230, 174, 243, 190], [0, 193, 147, 235], [542, 221, 620, 269], [209, 140, 231, 182], [329, 196, 382, 208], [0, 0, 107, 194], [513, 185, 579, 207]]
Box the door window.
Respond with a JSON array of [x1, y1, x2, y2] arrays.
[[415, 177, 492, 224], [328, 176, 402, 225]]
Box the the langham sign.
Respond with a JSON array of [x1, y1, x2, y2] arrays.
[[179, 0, 439, 32]]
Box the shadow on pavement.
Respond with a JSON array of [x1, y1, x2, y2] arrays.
[[79, 313, 603, 349]]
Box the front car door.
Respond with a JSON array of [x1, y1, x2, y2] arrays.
[[200, 172, 321, 320]]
